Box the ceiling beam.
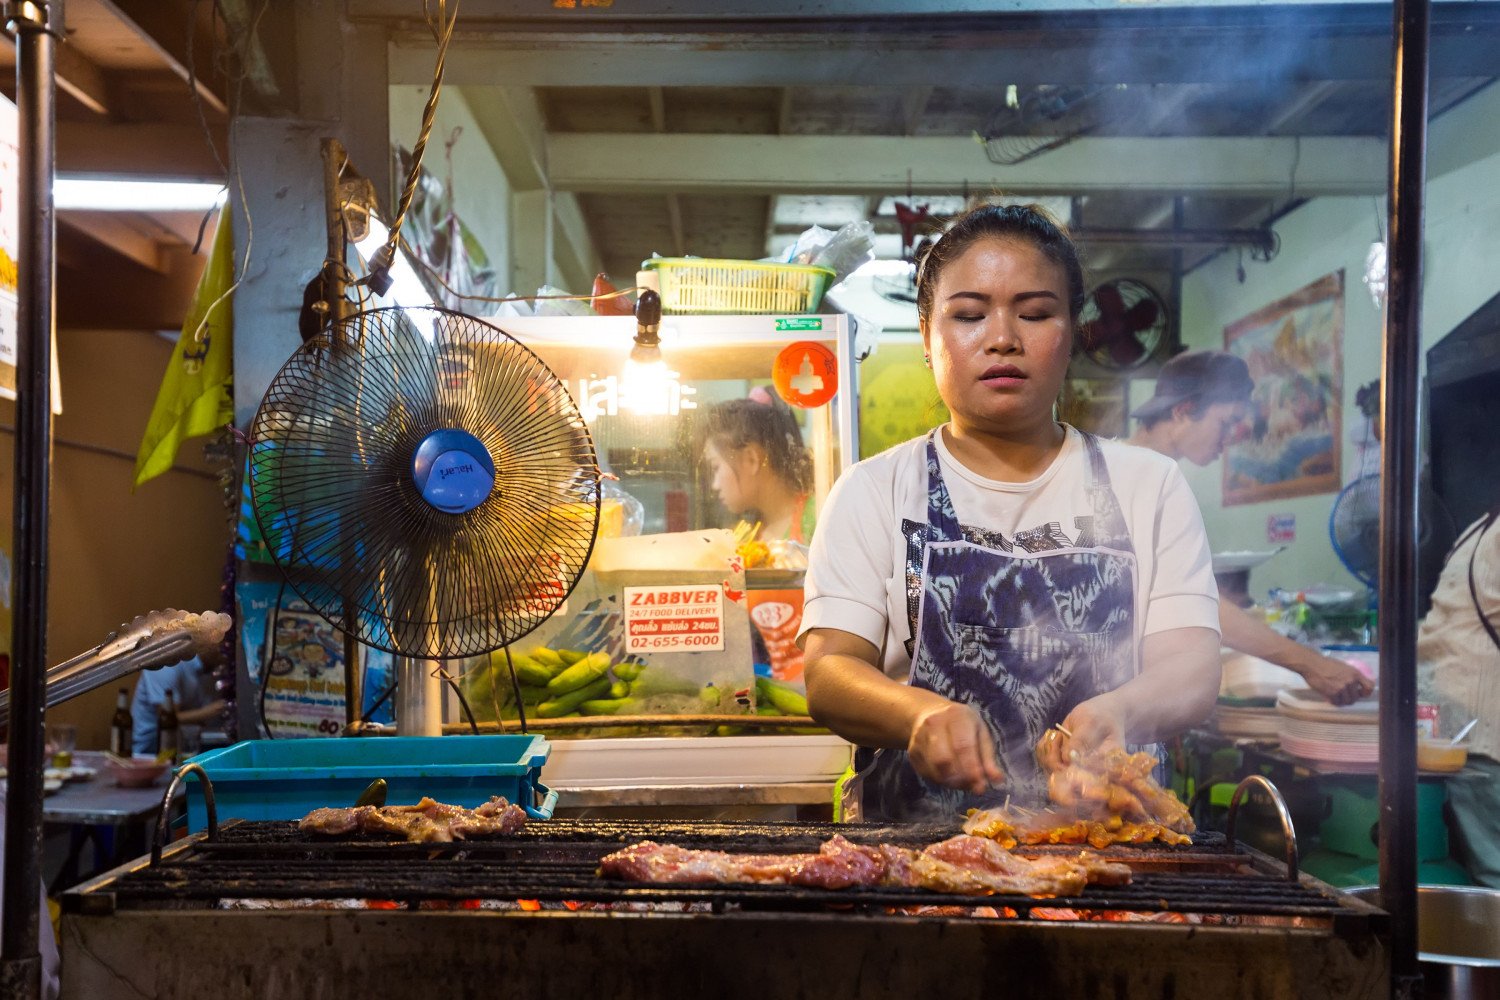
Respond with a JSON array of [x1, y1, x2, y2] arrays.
[[459, 84, 548, 191], [94, 0, 228, 115], [54, 42, 112, 116], [1263, 80, 1346, 135], [383, 6, 1500, 88], [647, 86, 666, 132], [666, 194, 685, 258], [777, 88, 794, 135], [547, 133, 1387, 198], [59, 121, 225, 179], [900, 86, 932, 137], [59, 213, 165, 273]]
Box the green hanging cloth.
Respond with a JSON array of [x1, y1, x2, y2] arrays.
[[133, 213, 235, 488]]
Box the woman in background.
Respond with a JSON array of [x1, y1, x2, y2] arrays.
[[703, 387, 815, 543]]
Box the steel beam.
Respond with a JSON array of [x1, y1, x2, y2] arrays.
[[1377, 0, 1430, 995], [378, 5, 1500, 88], [1, 1, 57, 997], [545, 133, 1387, 198]]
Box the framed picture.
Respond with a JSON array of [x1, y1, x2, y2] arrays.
[[1058, 378, 1127, 439], [1222, 271, 1344, 506]]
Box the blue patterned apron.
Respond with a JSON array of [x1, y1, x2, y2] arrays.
[[859, 429, 1140, 821]]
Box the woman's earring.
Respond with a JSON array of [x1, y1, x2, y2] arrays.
[[923, 353, 931, 368]]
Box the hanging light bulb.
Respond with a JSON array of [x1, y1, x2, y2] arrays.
[[620, 289, 672, 414]]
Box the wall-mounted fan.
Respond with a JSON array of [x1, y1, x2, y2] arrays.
[[1078, 278, 1169, 371]]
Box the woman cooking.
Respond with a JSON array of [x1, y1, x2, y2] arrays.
[[800, 204, 1222, 821], [703, 388, 816, 543]]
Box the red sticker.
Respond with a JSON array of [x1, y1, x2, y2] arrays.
[[772, 341, 839, 408]]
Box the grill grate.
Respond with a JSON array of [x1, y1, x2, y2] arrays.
[[74, 818, 1360, 922]]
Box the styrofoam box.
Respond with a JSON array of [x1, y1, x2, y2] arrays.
[[543, 735, 853, 788]]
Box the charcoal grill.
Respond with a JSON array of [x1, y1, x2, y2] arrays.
[[61, 781, 1389, 1000]]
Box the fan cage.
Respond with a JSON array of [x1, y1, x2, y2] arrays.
[[1077, 278, 1169, 372], [248, 306, 602, 661]]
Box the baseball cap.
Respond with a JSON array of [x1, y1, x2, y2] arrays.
[[1130, 350, 1254, 421]]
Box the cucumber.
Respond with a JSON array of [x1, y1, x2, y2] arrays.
[[612, 661, 644, 682], [608, 679, 630, 699], [557, 649, 588, 666], [536, 677, 612, 718], [756, 677, 810, 716], [510, 658, 554, 688], [530, 647, 564, 670], [546, 651, 611, 694], [579, 696, 641, 716]]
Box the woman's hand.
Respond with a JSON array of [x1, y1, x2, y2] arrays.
[[908, 701, 1006, 794], [1035, 695, 1127, 772]]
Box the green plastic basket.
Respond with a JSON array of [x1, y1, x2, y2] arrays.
[[643, 258, 835, 315]]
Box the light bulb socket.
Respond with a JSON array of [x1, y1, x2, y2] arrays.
[[635, 288, 662, 346]]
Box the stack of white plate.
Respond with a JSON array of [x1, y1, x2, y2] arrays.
[[1212, 703, 1282, 740], [1276, 688, 1380, 764]]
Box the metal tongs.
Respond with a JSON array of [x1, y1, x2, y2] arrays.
[[0, 608, 232, 728]]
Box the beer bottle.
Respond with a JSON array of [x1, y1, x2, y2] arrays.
[[157, 690, 181, 764], [109, 688, 133, 757]]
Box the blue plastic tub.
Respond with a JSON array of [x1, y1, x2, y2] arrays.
[[181, 734, 555, 833]]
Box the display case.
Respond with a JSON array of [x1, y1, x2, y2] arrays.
[[456, 313, 859, 736]]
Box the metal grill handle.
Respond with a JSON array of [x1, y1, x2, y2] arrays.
[[1224, 774, 1298, 882], [151, 762, 218, 866]]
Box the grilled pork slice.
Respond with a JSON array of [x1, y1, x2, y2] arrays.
[[598, 834, 887, 889], [298, 796, 527, 843], [896, 836, 1131, 897], [598, 834, 1131, 897]]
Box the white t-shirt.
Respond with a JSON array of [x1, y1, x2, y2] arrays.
[[801, 425, 1220, 678], [1418, 513, 1500, 759]]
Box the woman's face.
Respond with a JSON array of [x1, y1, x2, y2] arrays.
[[705, 440, 756, 514], [921, 237, 1074, 437]]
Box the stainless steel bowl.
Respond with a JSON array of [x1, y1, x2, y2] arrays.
[[1346, 885, 1500, 998]]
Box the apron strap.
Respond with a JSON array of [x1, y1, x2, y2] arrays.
[[924, 431, 963, 540]]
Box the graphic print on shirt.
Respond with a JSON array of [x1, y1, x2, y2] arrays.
[[864, 430, 1141, 819], [902, 514, 1098, 657]]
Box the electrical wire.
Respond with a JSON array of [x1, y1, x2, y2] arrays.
[[374, 0, 461, 281], [436, 666, 480, 735], [503, 645, 527, 734]]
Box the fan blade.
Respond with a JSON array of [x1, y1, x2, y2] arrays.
[[1092, 282, 1127, 320], [1124, 297, 1160, 332]]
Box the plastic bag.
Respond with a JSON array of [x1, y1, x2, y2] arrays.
[[532, 285, 596, 318], [773, 221, 876, 288]]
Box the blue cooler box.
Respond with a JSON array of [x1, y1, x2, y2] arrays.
[[182, 734, 555, 833]]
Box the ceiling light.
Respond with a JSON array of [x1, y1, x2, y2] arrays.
[[53, 177, 226, 212]]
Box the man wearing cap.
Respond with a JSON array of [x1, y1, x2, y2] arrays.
[[1129, 350, 1374, 706]]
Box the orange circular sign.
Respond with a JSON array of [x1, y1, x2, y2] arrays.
[[772, 341, 839, 409]]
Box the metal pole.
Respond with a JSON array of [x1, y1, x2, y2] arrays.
[[0, 2, 57, 997], [1379, 0, 1428, 996]]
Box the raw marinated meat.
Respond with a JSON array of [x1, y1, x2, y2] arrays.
[[298, 796, 526, 843], [598, 834, 1131, 898], [964, 739, 1195, 850]]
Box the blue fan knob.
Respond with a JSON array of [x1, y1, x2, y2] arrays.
[[412, 428, 496, 514]]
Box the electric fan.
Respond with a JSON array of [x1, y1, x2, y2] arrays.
[[1329, 473, 1457, 598], [1078, 278, 1168, 371], [248, 305, 600, 663]]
